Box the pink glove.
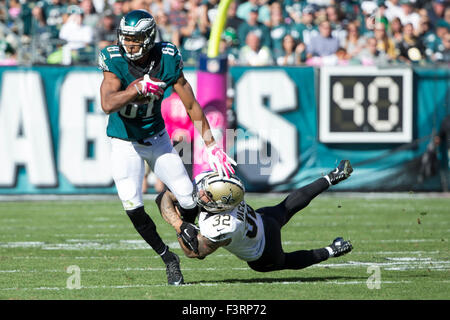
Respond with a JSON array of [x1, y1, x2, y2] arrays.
[[206, 143, 237, 178], [139, 74, 167, 100]]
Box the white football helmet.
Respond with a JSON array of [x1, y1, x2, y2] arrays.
[[194, 171, 245, 213]]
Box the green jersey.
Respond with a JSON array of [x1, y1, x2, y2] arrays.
[[98, 42, 183, 140]]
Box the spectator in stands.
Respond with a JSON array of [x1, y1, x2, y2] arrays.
[[237, 0, 270, 26], [397, 0, 420, 31], [38, 0, 67, 39], [355, 36, 390, 66], [283, 0, 303, 24], [79, 0, 99, 29], [442, 6, 450, 30], [434, 22, 450, 63], [155, 10, 180, 45], [97, 10, 117, 50], [0, 30, 17, 65], [326, 5, 347, 45], [373, 22, 397, 61], [58, 5, 94, 65], [306, 20, 340, 59], [389, 16, 404, 46], [374, 1, 390, 31], [31, 3, 53, 37], [417, 17, 439, 62], [149, 0, 170, 17], [269, 1, 291, 61], [237, 7, 271, 49], [341, 21, 366, 59], [396, 22, 426, 64], [168, 0, 188, 31], [290, 5, 319, 48], [439, 31, 450, 64], [226, 0, 244, 46], [385, 0, 403, 22], [112, 0, 128, 26], [129, 0, 149, 11], [220, 27, 240, 66], [201, 0, 219, 30], [426, 0, 447, 30], [238, 31, 273, 66], [180, 8, 208, 65], [276, 34, 305, 66]]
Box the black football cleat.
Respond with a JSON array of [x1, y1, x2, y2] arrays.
[[328, 237, 353, 257], [165, 253, 184, 286], [327, 160, 353, 185]]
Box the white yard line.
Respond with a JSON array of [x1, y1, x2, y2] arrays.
[[1, 260, 449, 274], [5, 279, 448, 291], [1, 239, 447, 251]]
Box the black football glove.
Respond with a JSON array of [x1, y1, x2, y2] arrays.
[[178, 221, 199, 254]]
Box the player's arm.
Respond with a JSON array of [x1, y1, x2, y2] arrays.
[[156, 190, 183, 233], [173, 71, 215, 147], [157, 190, 201, 255], [156, 190, 230, 259], [99, 71, 139, 115], [179, 233, 231, 259], [173, 71, 236, 177]]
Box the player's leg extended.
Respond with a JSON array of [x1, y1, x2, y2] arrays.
[[284, 237, 353, 270], [248, 212, 331, 272], [248, 216, 352, 272], [257, 177, 330, 228], [149, 131, 198, 222], [111, 137, 183, 285], [261, 160, 353, 227]]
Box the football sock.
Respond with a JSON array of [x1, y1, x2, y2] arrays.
[[325, 246, 334, 257], [324, 175, 332, 186], [126, 206, 167, 256], [284, 248, 330, 270]]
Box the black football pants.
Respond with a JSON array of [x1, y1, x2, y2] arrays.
[[247, 177, 330, 272]]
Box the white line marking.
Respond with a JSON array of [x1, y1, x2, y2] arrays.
[[1, 260, 449, 274], [4, 279, 447, 291]]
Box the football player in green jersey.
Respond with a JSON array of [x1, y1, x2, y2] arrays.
[[98, 9, 236, 285]]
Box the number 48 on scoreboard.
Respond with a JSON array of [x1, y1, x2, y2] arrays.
[[319, 67, 412, 143]]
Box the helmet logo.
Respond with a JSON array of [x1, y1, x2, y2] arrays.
[[221, 190, 234, 205]]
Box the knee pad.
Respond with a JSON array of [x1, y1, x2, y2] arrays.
[[115, 177, 143, 210]]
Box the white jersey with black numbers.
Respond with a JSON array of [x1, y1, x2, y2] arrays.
[[198, 202, 265, 262]]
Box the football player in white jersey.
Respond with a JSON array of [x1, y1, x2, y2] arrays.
[[156, 160, 354, 274]]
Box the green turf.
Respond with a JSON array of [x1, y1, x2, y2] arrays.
[[0, 194, 449, 300]]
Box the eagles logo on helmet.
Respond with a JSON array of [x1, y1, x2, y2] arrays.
[[117, 10, 156, 61]]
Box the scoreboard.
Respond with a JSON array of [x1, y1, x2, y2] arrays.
[[319, 67, 413, 143]]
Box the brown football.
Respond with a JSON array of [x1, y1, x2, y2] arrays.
[[127, 76, 161, 104]]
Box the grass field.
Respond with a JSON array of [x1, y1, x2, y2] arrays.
[[0, 193, 449, 300]]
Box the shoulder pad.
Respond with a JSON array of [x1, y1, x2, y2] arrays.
[[98, 46, 123, 72]]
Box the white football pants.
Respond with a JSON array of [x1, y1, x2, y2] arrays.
[[110, 129, 195, 210]]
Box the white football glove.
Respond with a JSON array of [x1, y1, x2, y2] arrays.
[[206, 143, 237, 178], [139, 74, 167, 100]]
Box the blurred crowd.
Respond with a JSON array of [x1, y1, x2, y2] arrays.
[[0, 0, 449, 66]]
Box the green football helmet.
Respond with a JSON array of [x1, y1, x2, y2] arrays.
[[117, 10, 156, 61], [194, 171, 245, 213]]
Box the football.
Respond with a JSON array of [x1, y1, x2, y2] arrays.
[[127, 76, 161, 104]]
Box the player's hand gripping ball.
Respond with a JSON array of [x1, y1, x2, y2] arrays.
[[128, 74, 166, 104]]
